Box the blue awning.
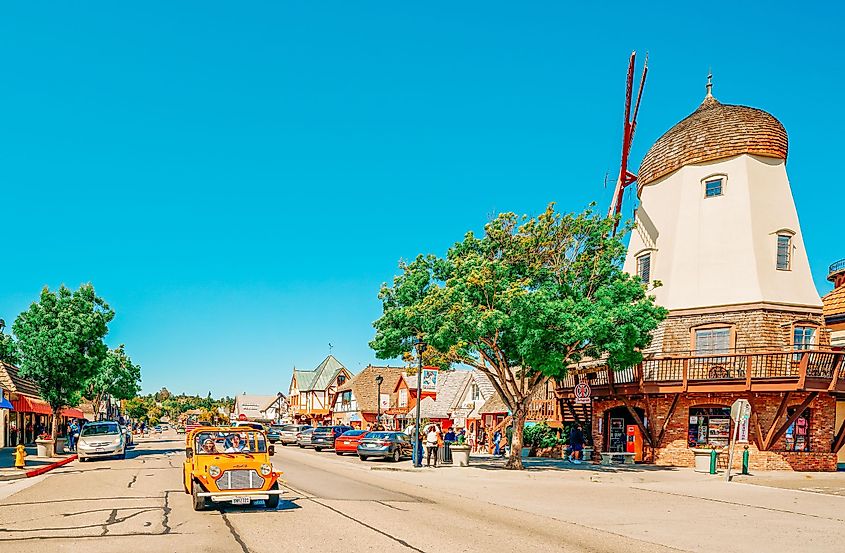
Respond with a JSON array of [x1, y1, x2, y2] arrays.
[[0, 389, 13, 410]]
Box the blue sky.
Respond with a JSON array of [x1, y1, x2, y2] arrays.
[[0, 2, 841, 397]]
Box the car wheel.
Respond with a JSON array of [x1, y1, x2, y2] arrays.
[[191, 481, 207, 512], [392, 449, 401, 462], [78, 455, 86, 462], [359, 455, 367, 461], [335, 451, 343, 456], [299, 444, 305, 448], [315, 447, 322, 452], [265, 483, 280, 509]]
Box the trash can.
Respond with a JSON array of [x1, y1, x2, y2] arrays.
[[439, 443, 453, 464]]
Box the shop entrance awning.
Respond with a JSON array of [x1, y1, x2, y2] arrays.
[[62, 407, 85, 418], [0, 393, 12, 410], [12, 395, 53, 415]]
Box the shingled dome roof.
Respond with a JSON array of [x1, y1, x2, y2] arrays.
[[637, 93, 788, 186]]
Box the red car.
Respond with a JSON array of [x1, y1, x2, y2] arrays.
[[335, 430, 369, 455]]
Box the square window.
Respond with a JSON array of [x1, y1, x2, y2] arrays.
[[777, 235, 792, 270], [793, 326, 815, 350], [705, 179, 723, 197], [695, 328, 731, 354], [637, 253, 651, 283]]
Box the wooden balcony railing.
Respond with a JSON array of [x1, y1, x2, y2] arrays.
[[556, 349, 845, 395]]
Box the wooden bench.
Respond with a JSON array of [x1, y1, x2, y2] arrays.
[[600, 452, 636, 465]]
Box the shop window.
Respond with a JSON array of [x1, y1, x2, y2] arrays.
[[694, 327, 731, 354], [399, 388, 408, 408], [784, 407, 810, 452], [704, 178, 723, 198], [337, 374, 346, 386], [637, 252, 651, 283], [688, 407, 731, 448], [776, 234, 792, 270]]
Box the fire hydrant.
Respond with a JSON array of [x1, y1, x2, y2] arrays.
[[13, 444, 27, 469]]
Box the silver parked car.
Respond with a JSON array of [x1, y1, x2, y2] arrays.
[[280, 424, 311, 446], [296, 427, 315, 448], [78, 421, 127, 461]]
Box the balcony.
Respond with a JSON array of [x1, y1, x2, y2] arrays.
[[555, 349, 845, 396]]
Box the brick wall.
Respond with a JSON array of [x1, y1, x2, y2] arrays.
[[659, 307, 828, 352], [592, 392, 838, 472]]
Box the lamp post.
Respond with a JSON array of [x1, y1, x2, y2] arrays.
[[375, 374, 384, 428], [413, 338, 427, 467]]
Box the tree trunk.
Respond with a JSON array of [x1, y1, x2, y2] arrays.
[[504, 405, 528, 470], [51, 407, 61, 456]]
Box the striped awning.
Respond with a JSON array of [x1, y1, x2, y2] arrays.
[[9, 395, 84, 418], [12, 395, 52, 415]]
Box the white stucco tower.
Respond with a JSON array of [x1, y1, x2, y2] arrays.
[[623, 81, 825, 352]]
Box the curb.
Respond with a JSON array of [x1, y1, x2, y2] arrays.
[[1, 455, 77, 481]]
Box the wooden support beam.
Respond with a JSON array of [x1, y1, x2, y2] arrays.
[[832, 417, 845, 454], [766, 392, 818, 451], [796, 352, 810, 390], [642, 395, 659, 446], [750, 408, 764, 451], [828, 353, 842, 392], [620, 396, 653, 448], [763, 392, 791, 451], [656, 394, 680, 447]]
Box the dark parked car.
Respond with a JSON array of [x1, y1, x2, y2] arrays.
[[266, 426, 282, 443], [310, 425, 353, 451], [357, 431, 412, 462]]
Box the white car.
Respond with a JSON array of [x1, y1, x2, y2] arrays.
[[77, 421, 127, 461]]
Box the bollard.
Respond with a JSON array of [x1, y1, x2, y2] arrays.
[[742, 446, 749, 475], [709, 448, 717, 475]]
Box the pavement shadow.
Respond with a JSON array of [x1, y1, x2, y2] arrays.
[[216, 499, 301, 513], [467, 456, 681, 473]]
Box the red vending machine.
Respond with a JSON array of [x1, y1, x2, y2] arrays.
[[626, 425, 643, 462]]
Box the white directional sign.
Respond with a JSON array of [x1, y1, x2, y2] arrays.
[[731, 399, 752, 444], [574, 382, 591, 405]]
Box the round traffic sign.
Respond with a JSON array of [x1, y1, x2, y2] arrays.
[[574, 382, 591, 403]]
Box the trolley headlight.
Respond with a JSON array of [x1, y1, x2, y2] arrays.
[[260, 464, 272, 476], [208, 465, 221, 478]]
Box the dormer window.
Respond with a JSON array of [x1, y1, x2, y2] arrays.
[[704, 178, 724, 198], [637, 252, 651, 283]]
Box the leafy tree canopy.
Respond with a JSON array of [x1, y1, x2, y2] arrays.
[[0, 328, 20, 365], [371, 204, 666, 468], [84, 344, 142, 418], [13, 284, 115, 440]]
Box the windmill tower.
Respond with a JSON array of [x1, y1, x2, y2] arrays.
[[622, 74, 824, 353]]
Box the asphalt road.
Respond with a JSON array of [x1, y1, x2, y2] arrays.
[[9, 430, 833, 553]]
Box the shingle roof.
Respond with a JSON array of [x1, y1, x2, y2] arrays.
[[478, 390, 509, 415], [0, 361, 42, 398], [823, 286, 845, 320], [638, 94, 788, 186], [347, 365, 405, 412], [419, 370, 471, 419], [293, 355, 348, 392]]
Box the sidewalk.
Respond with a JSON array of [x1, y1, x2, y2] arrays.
[[0, 445, 76, 480]]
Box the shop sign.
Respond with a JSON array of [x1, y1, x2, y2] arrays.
[[379, 394, 390, 410], [574, 382, 591, 404]]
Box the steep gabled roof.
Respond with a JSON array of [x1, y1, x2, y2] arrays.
[[293, 355, 349, 392], [450, 370, 496, 410], [347, 365, 405, 412], [0, 361, 42, 398]]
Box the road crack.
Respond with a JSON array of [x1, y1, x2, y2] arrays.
[[221, 512, 250, 553], [308, 498, 425, 552]]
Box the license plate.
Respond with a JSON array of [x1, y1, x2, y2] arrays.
[[230, 497, 250, 505], [96, 448, 105, 452], [343, 441, 350, 445]]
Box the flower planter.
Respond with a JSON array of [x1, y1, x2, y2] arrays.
[[35, 439, 54, 458], [691, 448, 719, 473], [451, 445, 470, 467], [521, 447, 531, 458], [534, 445, 564, 458], [55, 438, 67, 455]]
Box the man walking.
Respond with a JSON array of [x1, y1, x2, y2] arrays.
[[425, 425, 440, 467]]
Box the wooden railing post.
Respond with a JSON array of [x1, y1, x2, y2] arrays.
[[682, 359, 689, 392], [745, 355, 753, 390]]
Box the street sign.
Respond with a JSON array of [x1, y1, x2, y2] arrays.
[[574, 382, 591, 404], [421, 368, 439, 392], [727, 399, 752, 481]]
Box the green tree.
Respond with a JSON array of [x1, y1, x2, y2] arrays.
[[124, 396, 152, 421], [84, 345, 142, 420], [371, 205, 666, 469], [0, 326, 20, 365], [13, 284, 114, 445]]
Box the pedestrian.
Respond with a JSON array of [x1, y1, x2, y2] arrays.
[[444, 428, 456, 444], [493, 429, 502, 456], [68, 419, 79, 452], [568, 424, 585, 464], [425, 425, 440, 467], [456, 427, 466, 444]]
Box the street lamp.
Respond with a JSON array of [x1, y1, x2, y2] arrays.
[[413, 337, 427, 467], [375, 375, 384, 428]]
